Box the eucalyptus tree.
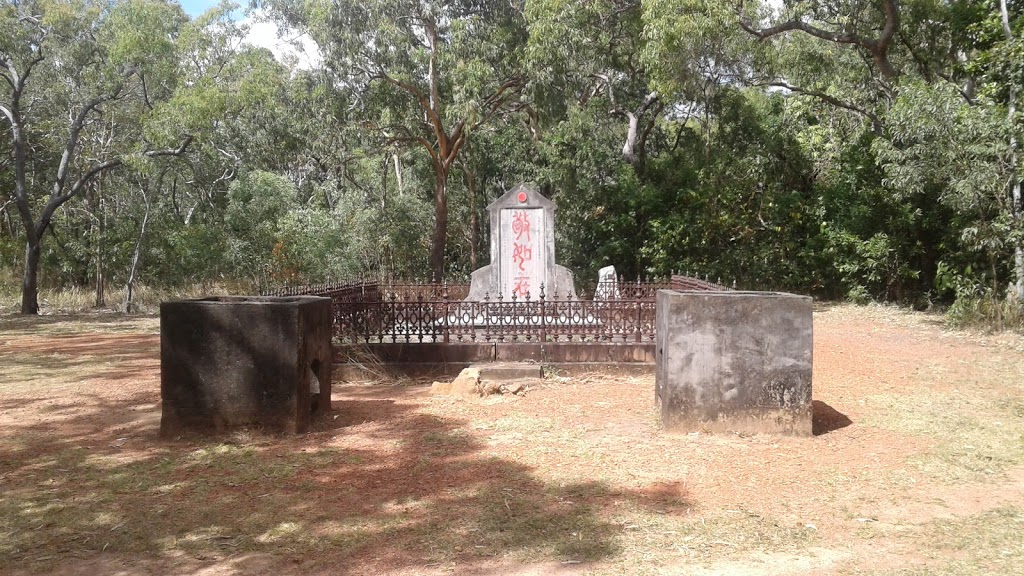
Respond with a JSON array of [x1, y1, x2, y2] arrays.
[[1000, 0, 1023, 300], [722, 0, 1023, 303], [868, 0, 1024, 302], [103, 3, 314, 292], [730, 0, 993, 137], [526, 0, 666, 167], [1, 0, 192, 314], [152, 4, 292, 227], [261, 0, 529, 281], [642, 0, 767, 150]]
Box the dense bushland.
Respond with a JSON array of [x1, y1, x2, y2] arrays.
[[2, 0, 1022, 326]]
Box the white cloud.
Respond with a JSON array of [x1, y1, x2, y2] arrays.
[[241, 11, 322, 71]]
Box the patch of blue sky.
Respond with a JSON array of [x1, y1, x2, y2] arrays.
[[178, 1, 244, 19], [175, 1, 321, 69]]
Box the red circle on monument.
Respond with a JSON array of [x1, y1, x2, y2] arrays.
[[517, 191, 527, 203]]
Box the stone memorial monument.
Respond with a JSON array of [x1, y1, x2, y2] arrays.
[[466, 183, 576, 301]]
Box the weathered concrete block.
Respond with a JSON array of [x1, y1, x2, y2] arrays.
[[160, 296, 332, 435], [655, 290, 812, 436]]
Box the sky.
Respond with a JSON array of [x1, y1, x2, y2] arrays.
[[179, 0, 223, 18], [178, 1, 321, 70]]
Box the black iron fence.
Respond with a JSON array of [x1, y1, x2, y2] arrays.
[[670, 274, 730, 291], [263, 274, 729, 344], [333, 292, 657, 344]]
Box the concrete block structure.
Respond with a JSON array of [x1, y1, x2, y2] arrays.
[[160, 296, 332, 435], [655, 290, 813, 435]]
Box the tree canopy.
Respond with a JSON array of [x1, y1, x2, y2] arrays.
[[1, 0, 1022, 325]]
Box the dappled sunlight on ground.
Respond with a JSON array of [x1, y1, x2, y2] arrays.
[[1, 305, 1024, 575]]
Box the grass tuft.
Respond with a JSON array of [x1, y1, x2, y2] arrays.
[[866, 392, 1024, 482]]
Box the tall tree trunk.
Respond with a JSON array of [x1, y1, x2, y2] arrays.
[[1001, 0, 1024, 301], [1012, 97, 1023, 302], [623, 112, 641, 164], [0, 202, 14, 241], [124, 194, 150, 314], [95, 249, 104, 307], [1015, 182, 1023, 302], [21, 238, 40, 314], [429, 167, 449, 282], [393, 153, 403, 195], [94, 197, 105, 308], [465, 167, 479, 270]]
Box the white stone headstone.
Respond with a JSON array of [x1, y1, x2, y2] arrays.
[[595, 265, 619, 300], [499, 208, 546, 299]]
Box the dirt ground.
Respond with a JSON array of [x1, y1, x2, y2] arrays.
[[2, 304, 1024, 575]]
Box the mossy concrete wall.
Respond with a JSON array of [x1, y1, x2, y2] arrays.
[[655, 290, 813, 436]]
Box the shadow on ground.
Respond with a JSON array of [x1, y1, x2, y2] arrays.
[[0, 333, 159, 388], [812, 400, 852, 436], [0, 312, 157, 336], [1, 376, 692, 575]]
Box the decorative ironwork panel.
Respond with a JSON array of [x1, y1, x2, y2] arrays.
[[265, 275, 732, 344], [669, 274, 728, 291]]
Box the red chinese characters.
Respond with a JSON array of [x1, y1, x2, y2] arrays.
[[511, 210, 533, 298], [512, 243, 532, 272], [512, 210, 531, 242], [513, 276, 530, 299]]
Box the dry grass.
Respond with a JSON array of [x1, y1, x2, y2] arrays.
[[866, 392, 1024, 482], [848, 507, 1024, 576], [862, 337, 1024, 483], [0, 351, 116, 393], [3, 304, 1024, 575], [0, 443, 363, 569], [0, 282, 250, 316], [0, 313, 159, 337]]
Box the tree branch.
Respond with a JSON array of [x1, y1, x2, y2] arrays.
[[365, 67, 447, 152], [599, 0, 640, 25], [591, 73, 618, 109], [425, 16, 442, 123], [144, 135, 194, 158], [760, 81, 883, 135], [39, 136, 194, 237], [139, 72, 155, 110], [0, 67, 14, 91], [51, 94, 115, 201], [737, 5, 863, 46], [876, 0, 900, 52], [385, 133, 441, 168], [16, 52, 46, 94], [472, 77, 525, 131], [737, 0, 901, 80]]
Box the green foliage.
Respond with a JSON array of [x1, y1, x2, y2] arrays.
[[2, 0, 1023, 328], [875, 80, 1019, 299], [225, 171, 295, 280], [878, 82, 1012, 209], [641, 0, 762, 101]]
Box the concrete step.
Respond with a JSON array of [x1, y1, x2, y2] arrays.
[[471, 362, 542, 381]]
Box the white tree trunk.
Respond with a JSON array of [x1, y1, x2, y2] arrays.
[[1001, 0, 1024, 301], [124, 190, 150, 314]]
